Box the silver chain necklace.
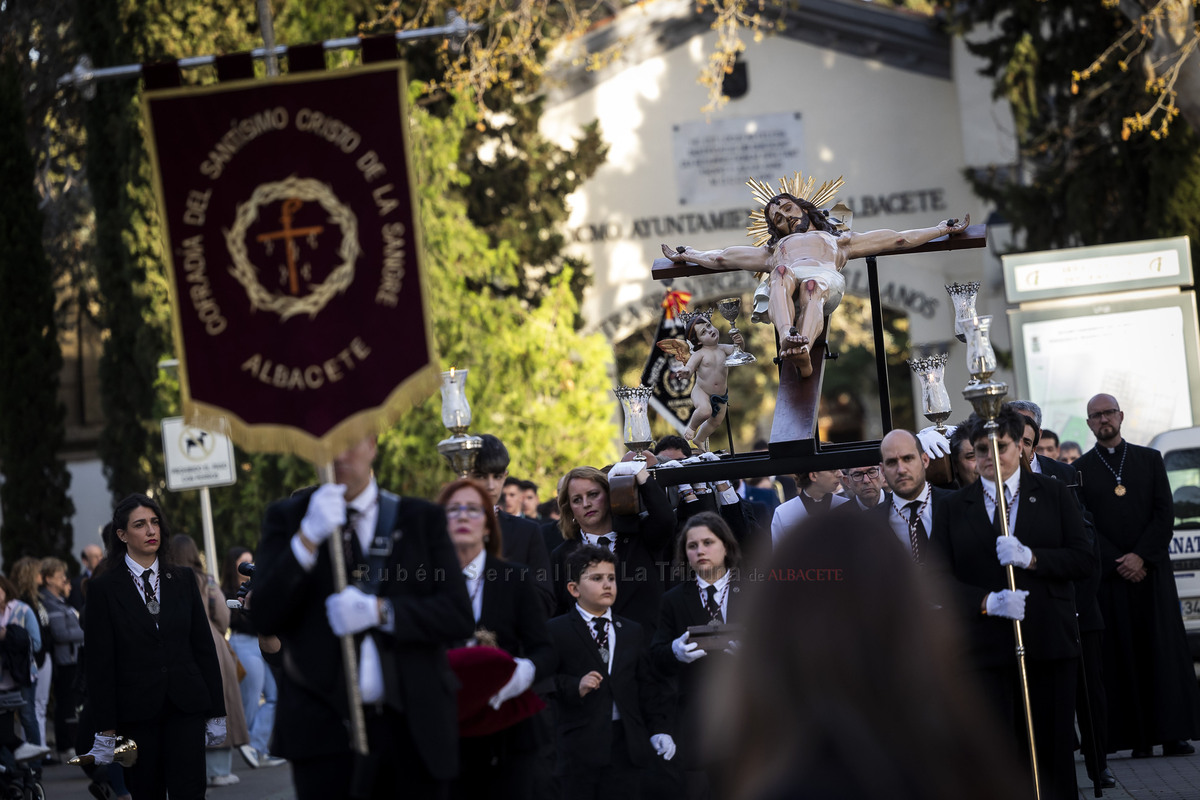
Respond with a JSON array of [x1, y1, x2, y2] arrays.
[[1097, 442, 1128, 496]]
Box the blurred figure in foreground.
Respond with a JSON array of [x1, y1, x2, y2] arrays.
[[707, 513, 1030, 800]]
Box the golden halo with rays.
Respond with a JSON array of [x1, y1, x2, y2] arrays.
[[745, 172, 845, 247]]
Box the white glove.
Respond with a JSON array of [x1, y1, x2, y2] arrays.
[[608, 460, 648, 481], [205, 717, 227, 747], [355, 634, 384, 703], [723, 640, 741, 656], [681, 455, 704, 465], [985, 589, 1029, 620], [996, 536, 1033, 569], [916, 426, 952, 459], [651, 733, 677, 760], [325, 586, 381, 636], [489, 657, 536, 709], [676, 483, 695, 498], [300, 483, 348, 545], [656, 459, 682, 470], [698, 451, 721, 462], [87, 733, 116, 765], [671, 630, 707, 663]]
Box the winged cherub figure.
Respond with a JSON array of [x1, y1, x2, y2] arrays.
[[657, 312, 746, 450]]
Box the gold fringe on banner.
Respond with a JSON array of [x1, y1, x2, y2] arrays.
[[140, 64, 441, 470]]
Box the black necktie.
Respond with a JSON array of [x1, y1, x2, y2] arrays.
[[591, 616, 609, 662], [141, 569, 159, 619], [596, 535, 614, 552], [992, 488, 1007, 536], [705, 585, 723, 623], [343, 507, 364, 582], [905, 501, 926, 565]]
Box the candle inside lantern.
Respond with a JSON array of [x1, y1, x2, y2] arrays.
[[614, 386, 655, 459], [965, 316, 997, 382], [440, 368, 471, 433]]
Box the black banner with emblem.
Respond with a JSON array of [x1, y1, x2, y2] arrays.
[[143, 64, 438, 462], [640, 311, 694, 429]]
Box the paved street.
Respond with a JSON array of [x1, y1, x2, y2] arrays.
[[33, 746, 1200, 798], [38, 756, 295, 799], [1075, 748, 1200, 799]]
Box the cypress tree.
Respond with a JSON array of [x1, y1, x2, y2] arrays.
[[0, 55, 76, 565]]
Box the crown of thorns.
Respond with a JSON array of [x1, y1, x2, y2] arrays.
[[746, 172, 845, 246]]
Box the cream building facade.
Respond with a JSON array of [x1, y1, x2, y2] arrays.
[[539, 0, 1019, 434]]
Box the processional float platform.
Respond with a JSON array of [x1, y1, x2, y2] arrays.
[[648, 224, 987, 485]]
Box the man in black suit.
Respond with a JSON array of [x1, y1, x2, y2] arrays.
[[469, 434, 555, 614], [68, 543, 103, 612], [1010, 402, 1113, 787], [252, 435, 474, 800], [874, 429, 954, 564], [548, 546, 674, 800], [832, 464, 886, 515], [928, 407, 1095, 800]]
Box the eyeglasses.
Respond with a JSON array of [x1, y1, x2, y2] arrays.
[[444, 504, 485, 519], [845, 467, 880, 482], [1087, 408, 1121, 421]]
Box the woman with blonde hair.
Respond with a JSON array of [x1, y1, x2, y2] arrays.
[[548, 462, 675, 631], [8, 558, 50, 753]]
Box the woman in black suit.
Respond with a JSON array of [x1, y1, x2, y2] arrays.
[[651, 511, 743, 799], [81, 494, 225, 800], [438, 478, 556, 800], [548, 464, 675, 631]]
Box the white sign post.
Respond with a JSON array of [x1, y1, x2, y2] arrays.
[[161, 417, 236, 582]]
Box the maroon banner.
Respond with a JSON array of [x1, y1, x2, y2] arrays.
[[143, 64, 438, 462]]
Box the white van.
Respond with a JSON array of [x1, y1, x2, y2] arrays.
[[1148, 426, 1200, 658]]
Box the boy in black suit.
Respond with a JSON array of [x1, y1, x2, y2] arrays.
[[547, 546, 675, 800]]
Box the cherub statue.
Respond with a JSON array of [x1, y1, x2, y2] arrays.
[[657, 311, 747, 451], [661, 174, 968, 379]]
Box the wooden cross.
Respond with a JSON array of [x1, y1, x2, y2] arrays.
[[256, 198, 325, 295], [648, 223, 988, 483]]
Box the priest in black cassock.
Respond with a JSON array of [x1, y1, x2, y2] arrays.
[[1074, 393, 1200, 758]]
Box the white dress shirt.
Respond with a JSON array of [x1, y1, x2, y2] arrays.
[[980, 469, 1022, 533], [462, 549, 487, 623]]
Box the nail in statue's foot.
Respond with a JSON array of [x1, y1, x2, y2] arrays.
[[778, 329, 812, 377]]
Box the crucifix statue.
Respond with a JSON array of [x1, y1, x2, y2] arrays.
[[660, 174, 968, 378]]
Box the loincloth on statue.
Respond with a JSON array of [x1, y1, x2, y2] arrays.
[[709, 392, 729, 416], [750, 265, 847, 325]]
